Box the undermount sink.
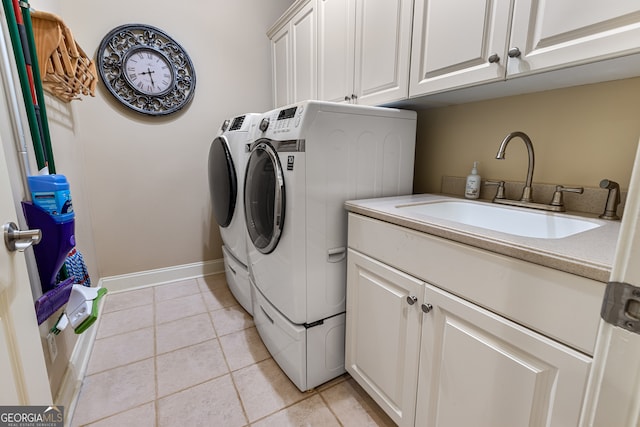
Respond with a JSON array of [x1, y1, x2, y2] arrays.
[[396, 200, 602, 239]]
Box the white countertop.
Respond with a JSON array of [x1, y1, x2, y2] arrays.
[[345, 194, 621, 283]]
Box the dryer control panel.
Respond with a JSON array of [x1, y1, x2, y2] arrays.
[[260, 104, 305, 138]]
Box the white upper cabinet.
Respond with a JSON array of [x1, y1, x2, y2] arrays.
[[410, 0, 512, 96], [508, 0, 640, 77], [410, 0, 640, 97], [317, 0, 355, 103], [268, 0, 316, 108], [270, 25, 291, 108], [318, 0, 414, 106]]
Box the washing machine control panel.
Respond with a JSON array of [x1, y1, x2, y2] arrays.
[[261, 104, 305, 138]]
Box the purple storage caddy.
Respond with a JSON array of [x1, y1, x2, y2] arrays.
[[22, 201, 75, 292]]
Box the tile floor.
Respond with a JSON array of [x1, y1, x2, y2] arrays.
[[70, 273, 396, 426]]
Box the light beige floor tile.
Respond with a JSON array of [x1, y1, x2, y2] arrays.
[[86, 327, 154, 375], [198, 276, 238, 311], [96, 304, 153, 339], [156, 339, 229, 397], [252, 394, 340, 427], [156, 312, 216, 354], [219, 326, 270, 371], [210, 304, 254, 337], [197, 273, 227, 293], [83, 402, 155, 427], [71, 359, 155, 426], [157, 375, 246, 427], [103, 287, 153, 313], [316, 373, 350, 392], [320, 378, 396, 427], [233, 358, 309, 422], [154, 279, 201, 302], [155, 293, 206, 325]]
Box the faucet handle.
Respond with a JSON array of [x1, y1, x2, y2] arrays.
[[485, 180, 506, 200], [550, 185, 584, 207]]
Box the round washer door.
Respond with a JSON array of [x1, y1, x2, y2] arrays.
[[208, 135, 237, 227], [244, 140, 285, 254]]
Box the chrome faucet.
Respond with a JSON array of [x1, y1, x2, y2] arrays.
[[599, 179, 621, 220], [495, 131, 535, 202]]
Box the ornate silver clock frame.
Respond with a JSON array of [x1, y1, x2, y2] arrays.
[[97, 24, 196, 116]]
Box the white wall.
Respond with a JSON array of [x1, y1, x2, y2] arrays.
[[31, 0, 292, 278]]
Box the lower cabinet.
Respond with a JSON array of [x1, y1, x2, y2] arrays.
[[346, 248, 592, 427], [346, 249, 424, 427]]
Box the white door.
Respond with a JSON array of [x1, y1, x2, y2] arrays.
[[346, 249, 424, 427], [290, 0, 316, 104], [0, 10, 51, 403], [508, 0, 640, 78], [582, 138, 640, 425], [270, 24, 290, 109], [354, 0, 413, 106], [317, 0, 356, 104], [416, 283, 591, 427], [409, 0, 512, 96], [0, 135, 51, 404]]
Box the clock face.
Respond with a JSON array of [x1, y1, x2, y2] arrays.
[[97, 24, 196, 116], [123, 47, 174, 96]]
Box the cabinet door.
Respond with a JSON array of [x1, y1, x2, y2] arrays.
[[355, 0, 413, 105], [270, 24, 291, 109], [508, 0, 640, 77], [346, 249, 424, 427], [409, 0, 512, 96], [317, 0, 356, 103], [290, 0, 317, 104], [416, 284, 592, 427]]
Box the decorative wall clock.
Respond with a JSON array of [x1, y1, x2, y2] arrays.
[[97, 24, 196, 116]]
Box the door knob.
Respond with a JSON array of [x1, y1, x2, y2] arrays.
[[406, 295, 418, 305], [421, 303, 433, 314], [488, 53, 500, 63], [508, 47, 521, 58], [3, 222, 41, 252]]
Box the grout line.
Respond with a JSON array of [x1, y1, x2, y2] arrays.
[[318, 388, 345, 427], [153, 287, 159, 427]]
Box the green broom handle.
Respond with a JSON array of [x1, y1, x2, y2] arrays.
[[20, 0, 55, 173], [1, 0, 46, 169]]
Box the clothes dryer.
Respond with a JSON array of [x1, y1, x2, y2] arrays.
[[208, 113, 260, 315], [244, 101, 416, 390]]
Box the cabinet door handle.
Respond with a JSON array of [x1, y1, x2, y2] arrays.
[[406, 295, 418, 305], [421, 303, 433, 314], [344, 95, 351, 102], [488, 53, 500, 64], [508, 47, 521, 58]]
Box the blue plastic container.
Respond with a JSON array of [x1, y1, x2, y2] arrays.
[[28, 174, 74, 223]]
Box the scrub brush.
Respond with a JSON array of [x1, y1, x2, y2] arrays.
[[50, 285, 107, 335]]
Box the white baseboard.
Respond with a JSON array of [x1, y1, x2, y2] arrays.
[[100, 259, 225, 293], [56, 259, 224, 425]]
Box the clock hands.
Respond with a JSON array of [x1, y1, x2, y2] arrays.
[[139, 68, 156, 88]]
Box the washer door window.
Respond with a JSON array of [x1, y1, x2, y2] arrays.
[[208, 136, 237, 227], [244, 141, 285, 254]]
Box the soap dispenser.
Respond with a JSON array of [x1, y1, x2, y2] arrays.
[[465, 161, 481, 199]]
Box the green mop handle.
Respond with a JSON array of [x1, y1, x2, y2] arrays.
[[2, 0, 46, 170], [20, 0, 55, 173]]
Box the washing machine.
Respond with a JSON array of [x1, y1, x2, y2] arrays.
[[208, 113, 260, 315], [244, 100, 416, 391]]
